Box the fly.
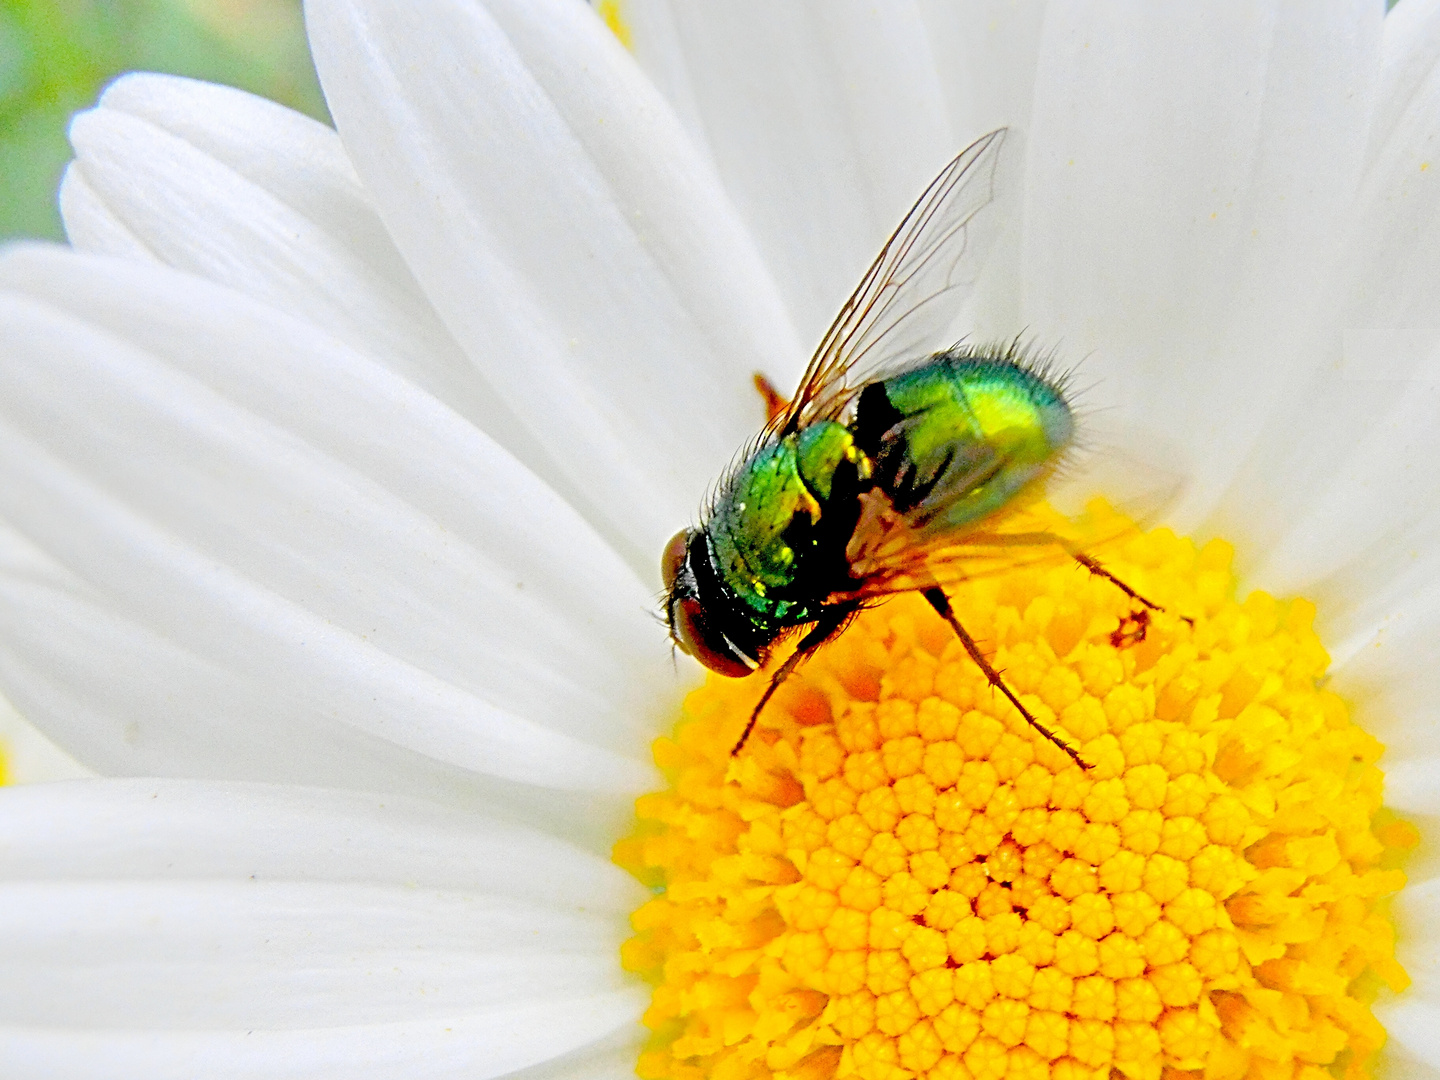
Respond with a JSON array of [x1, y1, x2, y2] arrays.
[[662, 129, 1160, 765]]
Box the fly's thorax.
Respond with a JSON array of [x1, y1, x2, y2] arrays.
[[853, 350, 1074, 529], [707, 421, 867, 627]]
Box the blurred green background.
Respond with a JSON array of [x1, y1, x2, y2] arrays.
[[0, 0, 326, 242]]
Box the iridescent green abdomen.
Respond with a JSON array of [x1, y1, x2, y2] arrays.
[[709, 421, 863, 627], [854, 352, 1073, 530]]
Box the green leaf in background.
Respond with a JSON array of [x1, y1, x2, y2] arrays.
[[0, 0, 326, 242]]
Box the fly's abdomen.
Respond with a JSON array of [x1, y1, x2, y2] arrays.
[[853, 350, 1074, 530], [709, 421, 864, 626]]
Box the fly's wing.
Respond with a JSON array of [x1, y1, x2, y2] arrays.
[[773, 129, 1012, 438], [833, 492, 1151, 605]]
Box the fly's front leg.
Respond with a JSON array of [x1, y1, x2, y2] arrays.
[[922, 587, 1089, 770], [732, 603, 860, 756]]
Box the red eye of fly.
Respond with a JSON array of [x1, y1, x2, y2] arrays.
[[661, 530, 689, 591], [672, 597, 754, 678], [662, 530, 755, 678]]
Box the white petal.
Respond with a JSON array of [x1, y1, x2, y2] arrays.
[[306, 0, 802, 571], [505, 1027, 645, 1080], [1199, 85, 1440, 583], [0, 691, 91, 783], [1370, 1042, 1440, 1080], [914, 0, 1048, 141], [0, 563, 643, 851], [1022, 1, 1380, 528], [1378, 1000, 1440, 1080], [0, 779, 646, 1080], [1324, 547, 1440, 845], [0, 247, 673, 817], [1370, 0, 1440, 167], [909, 2, 1048, 338], [62, 74, 588, 517], [0, 526, 94, 786], [6, 1019, 643, 1080], [57, 164, 156, 261], [1379, 753, 1440, 884], [1167, 28, 1440, 634], [1397, 882, 1440, 993], [1314, 64, 1440, 336], [618, 0, 963, 344], [1024, 0, 1378, 352], [1233, 332, 1440, 600], [1377, 877, 1440, 1073]]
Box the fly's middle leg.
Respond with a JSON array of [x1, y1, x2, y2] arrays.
[[921, 587, 1089, 770]]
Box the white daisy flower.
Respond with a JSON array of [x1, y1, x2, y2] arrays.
[[0, 2, 1437, 1079]]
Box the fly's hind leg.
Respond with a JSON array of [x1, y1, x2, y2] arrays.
[[970, 530, 1162, 609], [966, 530, 1191, 629], [732, 603, 860, 756], [1068, 548, 1163, 613], [922, 587, 1089, 770]]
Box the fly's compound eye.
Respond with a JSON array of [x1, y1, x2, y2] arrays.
[[661, 529, 690, 592], [662, 529, 757, 678], [671, 596, 756, 678]]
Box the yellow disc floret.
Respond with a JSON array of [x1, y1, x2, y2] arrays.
[[616, 508, 1413, 1080]]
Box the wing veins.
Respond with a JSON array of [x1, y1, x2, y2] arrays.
[[773, 129, 1009, 437]]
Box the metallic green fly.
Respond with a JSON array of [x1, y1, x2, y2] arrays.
[[662, 129, 1158, 764]]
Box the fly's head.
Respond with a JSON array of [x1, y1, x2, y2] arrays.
[[662, 528, 757, 678]]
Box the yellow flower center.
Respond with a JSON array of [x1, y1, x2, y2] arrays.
[[615, 509, 1414, 1080]]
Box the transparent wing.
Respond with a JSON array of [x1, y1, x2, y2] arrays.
[[774, 128, 1012, 437], [832, 494, 1152, 605], [831, 427, 1188, 605]]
